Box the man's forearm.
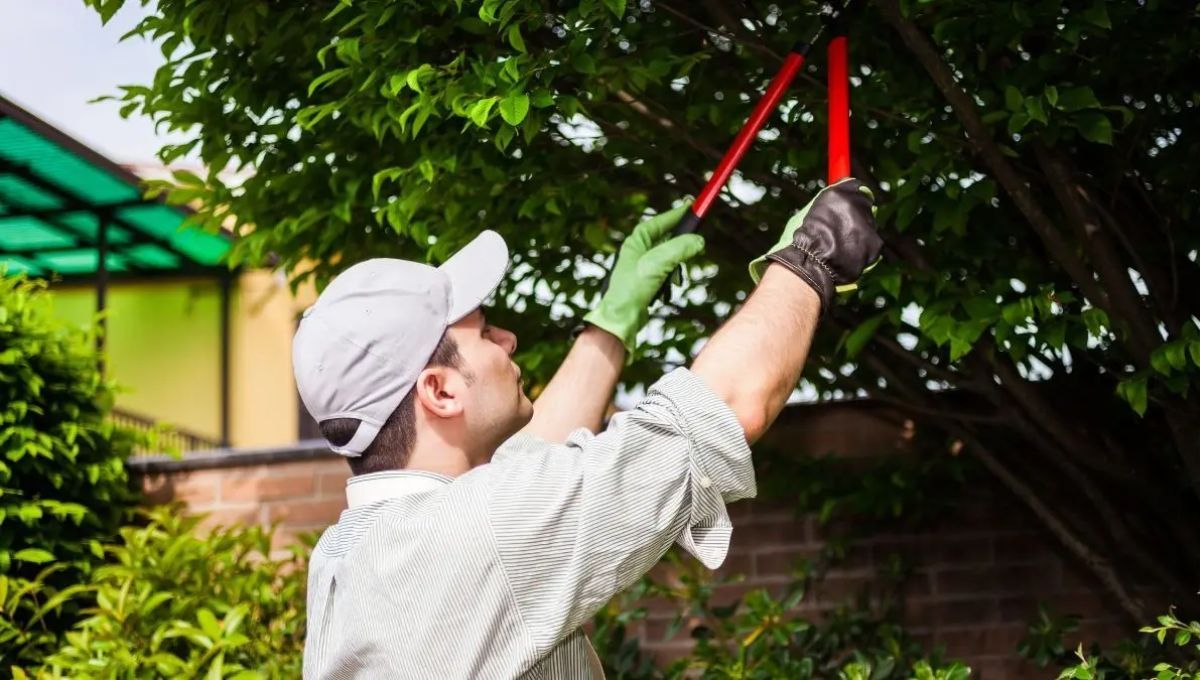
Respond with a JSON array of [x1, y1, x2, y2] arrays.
[[690, 263, 821, 443], [518, 325, 626, 442]]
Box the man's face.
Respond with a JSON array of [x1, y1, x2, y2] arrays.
[[446, 309, 533, 455]]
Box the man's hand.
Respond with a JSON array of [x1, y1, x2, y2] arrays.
[[748, 178, 882, 311], [584, 204, 705, 352]]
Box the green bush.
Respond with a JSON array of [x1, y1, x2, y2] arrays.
[[1041, 609, 1200, 680], [591, 549, 967, 680], [0, 275, 142, 666], [19, 506, 308, 678]]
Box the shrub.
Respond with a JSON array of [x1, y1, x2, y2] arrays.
[[22, 506, 308, 678], [0, 275, 142, 666], [1047, 610, 1200, 680]]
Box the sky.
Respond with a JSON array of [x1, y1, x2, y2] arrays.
[[0, 0, 185, 168]]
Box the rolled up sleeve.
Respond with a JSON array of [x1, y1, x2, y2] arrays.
[[479, 367, 755, 655]]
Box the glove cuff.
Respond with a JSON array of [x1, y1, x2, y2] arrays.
[[765, 248, 834, 312], [582, 306, 637, 354]]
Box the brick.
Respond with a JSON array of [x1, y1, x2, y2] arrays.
[[712, 553, 754, 581], [936, 563, 1059, 596], [971, 656, 1039, 680], [145, 469, 222, 505], [754, 546, 820, 579], [710, 581, 788, 609], [729, 519, 806, 554], [914, 535, 993, 566], [992, 532, 1055, 565], [140, 473, 176, 505], [263, 461, 320, 477], [928, 597, 1000, 627], [726, 501, 755, 522], [1065, 621, 1128, 649], [811, 572, 874, 606], [900, 569, 934, 597], [196, 506, 262, 530], [645, 642, 696, 667], [643, 614, 700, 644], [934, 623, 1025, 656], [221, 473, 317, 502], [998, 595, 1040, 623], [319, 470, 352, 496], [266, 497, 346, 527], [1046, 593, 1121, 620]]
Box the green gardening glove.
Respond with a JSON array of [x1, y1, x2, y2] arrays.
[[584, 203, 706, 352]]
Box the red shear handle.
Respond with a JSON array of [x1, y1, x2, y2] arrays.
[[682, 47, 810, 231], [827, 34, 851, 183]]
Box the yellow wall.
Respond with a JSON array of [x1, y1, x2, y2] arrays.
[[52, 271, 315, 448], [228, 270, 314, 447]]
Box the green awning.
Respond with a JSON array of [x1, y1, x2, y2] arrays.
[[0, 95, 231, 280]]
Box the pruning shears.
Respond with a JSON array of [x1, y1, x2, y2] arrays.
[[655, 1, 857, 297]]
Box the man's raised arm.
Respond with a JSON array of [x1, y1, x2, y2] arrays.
[[691, 178, 882, 443], [518, 204, 704, 442]]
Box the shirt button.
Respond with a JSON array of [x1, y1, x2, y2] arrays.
[[699, 476, 712, 489]]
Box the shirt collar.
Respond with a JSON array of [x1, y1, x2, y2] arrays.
[[345, 470, 452, 509]]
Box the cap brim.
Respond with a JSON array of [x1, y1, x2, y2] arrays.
[[439, 230, 510, 323]]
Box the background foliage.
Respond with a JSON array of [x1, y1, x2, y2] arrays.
[[0, 275, 141, 667], [10, 507, 307, 679], [85, 0, 1198, 630]]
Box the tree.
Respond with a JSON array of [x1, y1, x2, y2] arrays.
[[85, 0, 1199, 622]]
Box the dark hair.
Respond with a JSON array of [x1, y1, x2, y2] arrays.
[[320, 334, 465, 476]]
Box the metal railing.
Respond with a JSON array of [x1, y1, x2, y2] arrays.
[[109, 408, 222, 456]]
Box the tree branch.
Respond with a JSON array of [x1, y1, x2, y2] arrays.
[[961, 436, 1149, 626], [1032, 142, 1161, 363], [874, 0, 1115, 324]]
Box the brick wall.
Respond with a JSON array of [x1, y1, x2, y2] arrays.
[[636, 494, 1127, 678], [137, 445, 351, 552], [130, 405, 1131, 678]]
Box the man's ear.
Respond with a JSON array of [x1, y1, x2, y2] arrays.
[[413, 366, 465, 419]]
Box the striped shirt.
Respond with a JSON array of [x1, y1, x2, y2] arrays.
[[303, 367, 756, 679]]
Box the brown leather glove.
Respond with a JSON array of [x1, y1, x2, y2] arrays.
[[748, 178, 883, 311]]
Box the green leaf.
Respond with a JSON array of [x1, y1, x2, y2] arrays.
[[499, 93, 530, 126], [1117, 376, 1148, 416], [575, 53, 597, 75], [879, 271, 902, 299], [197, 608, 222, 638], [307, 67, 350, 96], [479, 0, 503, 23], [1043, 85, 1059, 107], [507, 24, 526, 53], [1057, 86, 1101, 112], [406, 64, 432, 94], [468, 97, 499, 127], [1007, 111, 1031, 136], [602, 0, 627, 18], [844, 315, 886, 359], [14, 548, 55, 564], [1164, 342, 1187, 370], [1025, 97, 1047, 124], [1076, 112, 1113, 145], [1081, 2, 1111, 29], [1004, 85, 1023, 112]]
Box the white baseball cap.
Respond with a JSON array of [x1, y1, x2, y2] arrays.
[[292, 231, 509, 456]]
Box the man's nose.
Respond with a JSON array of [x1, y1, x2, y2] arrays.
[[494, 326, 518, 355]]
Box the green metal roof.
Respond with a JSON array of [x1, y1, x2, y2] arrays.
[[0, 95, 231, 280]]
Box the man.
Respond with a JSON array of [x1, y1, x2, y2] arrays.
[[295, 179, 882, 679]]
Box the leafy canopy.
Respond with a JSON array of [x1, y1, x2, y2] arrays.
[[87, 0, 1200, 617]]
